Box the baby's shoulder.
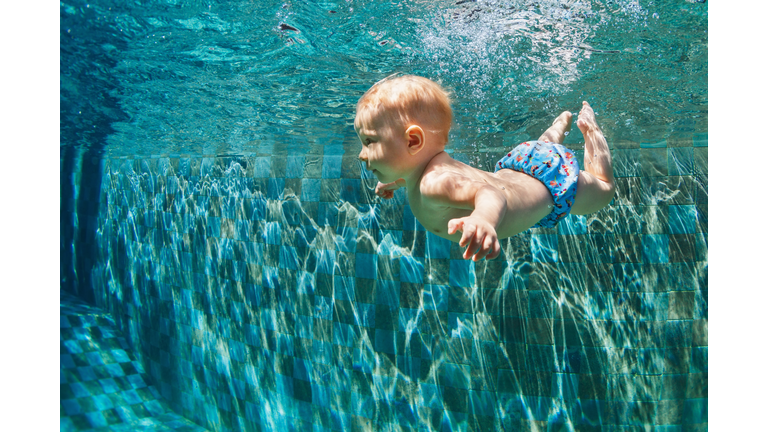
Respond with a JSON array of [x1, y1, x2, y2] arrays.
[[417, 162, 484, 204], [416, 169, 452, 199]]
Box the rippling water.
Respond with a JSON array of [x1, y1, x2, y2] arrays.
[[61, 0, 707, 156], [60, 1, 708, 430]]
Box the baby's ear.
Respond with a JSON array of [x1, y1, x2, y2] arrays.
[[405, 125, 425, 155]]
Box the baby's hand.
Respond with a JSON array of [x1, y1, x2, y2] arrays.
[[447, 216, 501, 261], [375, 181, 400, 199]]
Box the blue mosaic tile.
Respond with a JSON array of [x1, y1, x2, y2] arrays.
[[438, 362, 471, 389], [531, 234, 558, 263], [77, 366, 98, 382], [522, 395, 552, 421], [399, 256, 424, 283], [355, 303, 376, 328], [105, 363, 126, 377], [559, 214, 588, 235], [449, 260, 474, 287], [332, 275, 355, 300], [335, 226, 358, 252], [286, 156, 305, 179], [80, 143, 709, 431], [423, 284, 450, 311], [61, 354, 77, 369], [654, 426, 683, 432], [263, 221, 282, 245], [60, 290, 207, 431], [300, 178, 321, 202], [267, 177, 286, 199], [668, 205, 697, 234], [61, 398, 83, 416], [322, 155, 342, 178], [403, 205, 426, 231], [374, 279, 399, 307], [641, 139, 666, 148], [340, 179, 362, 203], [683, 398, 707, 423], [642, 234, 669, 263], [446, 312, 474, 337], [252, 157, 271, 178], [279, 245, 301, 270], [426, 232, 451, 259], [692, 134, 707, 147], [355, 253, 377, 279], [317, 202, 339, 226], [668, 147, 693, 176]]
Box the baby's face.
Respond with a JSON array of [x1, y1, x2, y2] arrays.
[[355, 111, 409, 184]]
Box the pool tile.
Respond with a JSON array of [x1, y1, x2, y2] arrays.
[[667, 147, 693, 176], [668, 205, 697, 234], [683, 398, 707, 423], [449, 260, 474, 287], [690, 347, 707, 374], [531, 234, 558, 263], [640, 148, 669, 177], [613, 178, 643, 206], [642, 205, 669, 234], [84, 410, 111, 428], [286, 156, 305, 179], [61, 398, 83, 416], [76, 141, 709, 430], [692, 134, 707, 148], [641, 140, 667, 149], [613, 149, 641, 177], [300, 178, 321, 202], [668, 234, 696, 263], [322, 155, 342, 178], [642, 235, 669, 263]]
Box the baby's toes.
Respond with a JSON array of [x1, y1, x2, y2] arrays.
[[576, 118, 588, 132]]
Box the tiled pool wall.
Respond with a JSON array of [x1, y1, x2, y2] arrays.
[[60, 289, 209, 431], [63, 134, 707, 431]]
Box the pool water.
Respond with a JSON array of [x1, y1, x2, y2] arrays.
[[61, 0, 707, 430]]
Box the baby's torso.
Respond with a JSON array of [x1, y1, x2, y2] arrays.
[[408, 157, 555, 242]]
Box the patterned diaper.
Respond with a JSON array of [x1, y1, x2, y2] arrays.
[[495, 140, 580, 228]]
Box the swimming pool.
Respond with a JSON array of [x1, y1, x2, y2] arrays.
[[60, 0, 707, 430]]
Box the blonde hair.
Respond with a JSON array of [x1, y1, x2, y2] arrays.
[[355, 75, 453, 144]]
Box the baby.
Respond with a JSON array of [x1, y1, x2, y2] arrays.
[[355, 75, 615, 261]]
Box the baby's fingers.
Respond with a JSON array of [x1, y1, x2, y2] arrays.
[[458, 223, 477, 248], [461, 230, 483, 260], [487, 239, 502, 260], [447, 219, 464, 236], [478, 236, 501, 261]]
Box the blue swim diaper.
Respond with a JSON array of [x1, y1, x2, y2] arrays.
[[495, 140, 580, 228]]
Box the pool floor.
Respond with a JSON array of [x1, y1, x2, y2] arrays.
[[60, 290, 208, 431]]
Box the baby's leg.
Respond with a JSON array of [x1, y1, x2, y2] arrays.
[[570, 101, 615, 215], [537, 111, 572, 144]]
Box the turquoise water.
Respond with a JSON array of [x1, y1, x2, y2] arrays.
[[61, 0, 707, 430], [61, 0, 706, 156]]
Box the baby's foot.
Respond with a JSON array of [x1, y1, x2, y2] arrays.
[[577, 101, 600, 134]]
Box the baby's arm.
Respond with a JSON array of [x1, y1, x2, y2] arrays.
[[423, 173, 507, 261], [375, 178, 406, 199]]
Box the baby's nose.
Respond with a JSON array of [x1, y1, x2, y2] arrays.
[[358, 148, 367, 161]]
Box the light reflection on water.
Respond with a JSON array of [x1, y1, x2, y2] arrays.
[[61, 0, 708, 426], [87, 154, 705, 430]]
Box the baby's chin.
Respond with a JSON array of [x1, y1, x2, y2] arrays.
[[374, 171, 393, 183]]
